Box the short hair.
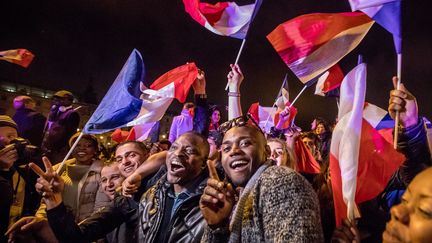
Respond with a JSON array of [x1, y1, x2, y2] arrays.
[[13, 95, 34, 110], [180, 131, 210, 158], [69, 133, 99, 149], [183, 102, 195, 109], [116, 140, 149, 155]]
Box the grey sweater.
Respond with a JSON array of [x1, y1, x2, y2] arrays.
[[202, 165, 324, 243]]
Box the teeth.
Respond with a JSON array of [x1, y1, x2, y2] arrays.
[[231, 160, 248, 167], [77, 152, 87, 156], [171, 160, 184, 167]]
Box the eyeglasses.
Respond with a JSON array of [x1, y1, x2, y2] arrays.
[[218, 113, 264, 135]]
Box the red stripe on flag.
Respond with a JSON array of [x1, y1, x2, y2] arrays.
[[200, 2, 229, 26], [295, 139, 321, 174], [247, 102, 260, 123], [150, 62, 198, 103], [331, 119, 405, 226], [322, 64, 344, 93], [267, 12, 372, 65]]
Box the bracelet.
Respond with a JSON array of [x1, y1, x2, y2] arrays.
[[228, 92, 240, 97]]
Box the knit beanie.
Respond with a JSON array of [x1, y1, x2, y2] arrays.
[[0, 115, 18, 130]]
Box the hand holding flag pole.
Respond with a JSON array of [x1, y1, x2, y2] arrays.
[[393, 53, 402, 149], [225, 39, 247, 90], [262, 74, 288, 128]]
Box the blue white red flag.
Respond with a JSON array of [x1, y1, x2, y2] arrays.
[[183, 0, 262, 39], [330, 63, 405, 226], [267, 12, 373, 84], [84, 49, 198, 134], [349, 0, 401, 53]]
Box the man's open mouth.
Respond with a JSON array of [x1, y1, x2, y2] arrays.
[[230, 160, 249, 171]]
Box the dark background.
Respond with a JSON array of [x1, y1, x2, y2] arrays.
[[1, 0, 431, 129]]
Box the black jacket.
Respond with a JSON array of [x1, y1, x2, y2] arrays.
[[47, 172, 208, 243], [13, 108, 46, 147], [47, 195, 138, 243], [139, 172, 208, 243]]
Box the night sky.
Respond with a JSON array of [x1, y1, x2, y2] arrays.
[[1, 0, 431, 129]]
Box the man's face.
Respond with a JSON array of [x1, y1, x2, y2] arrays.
[[115, 143, 147, 177], [0, 126, 18, 146], [100, 164, 124, 200], [52, 97, 71, 107], [221, 126, 268, 187], [0, 126, 18, 170], [166, 133, 206, 185]]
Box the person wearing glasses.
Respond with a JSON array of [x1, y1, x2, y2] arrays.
[[200, 115, 323, 242], [198, 63, 322, 242]]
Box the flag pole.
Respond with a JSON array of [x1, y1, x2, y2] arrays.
[[225, 39, 247, 90], [262, 74, 288, 129], [287, 85, 307, 109], [393, 53, 402, 149], [265, 84, 306, 129], [55, 132, 84, 174]]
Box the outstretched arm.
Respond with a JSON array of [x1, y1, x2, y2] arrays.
[[227, 64, 244, 120]]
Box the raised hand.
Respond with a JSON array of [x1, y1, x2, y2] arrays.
[[192, 69, 206, 95], [388, 76, 418, 128], [227, 64, 244, 92], [200, 160, 236, 227], [0, 144, 18, 170], [29, 157, 64, 209], [275, 107, 290, 130]]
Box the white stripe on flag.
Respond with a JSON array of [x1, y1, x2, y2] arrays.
[[289, 22, 373, 83]]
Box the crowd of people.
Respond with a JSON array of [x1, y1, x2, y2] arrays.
[[0, 64, 431, 243]]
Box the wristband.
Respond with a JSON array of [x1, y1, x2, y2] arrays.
[[228, 92, 240, 97]]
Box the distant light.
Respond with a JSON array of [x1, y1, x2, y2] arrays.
[[161, 134, 167, 139], [107, 142, 111, 146], [76, 128, 81, 132], [99, 136, 104, 140]]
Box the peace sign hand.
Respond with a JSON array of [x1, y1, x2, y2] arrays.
[[29, 156, 64, 209]]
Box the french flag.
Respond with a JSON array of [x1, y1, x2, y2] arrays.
[[349, 0, 401, 53], [267, 12, 373, 84], [314, 64, 344, 96], [330, 63, 405, 225], [183, 0, 262, 39], [0, 48, 34, 68], [248, 101, 297, 133], [248, 102, 278, 133], [83, 49, 198, 134]]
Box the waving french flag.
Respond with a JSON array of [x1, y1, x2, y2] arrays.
[[349, 0, 401, 53], [330, 63, 405, 225], [267, 12, 373, 84], [83, 49, 198, 134], [183, 0, 262, 39]]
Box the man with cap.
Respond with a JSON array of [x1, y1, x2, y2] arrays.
[[0, 115, 41, 243], [12, 95, 46, 147], [41, 90, 80, 163]]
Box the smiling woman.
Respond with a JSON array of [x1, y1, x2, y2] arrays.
[[34, 133, 111, 222]]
